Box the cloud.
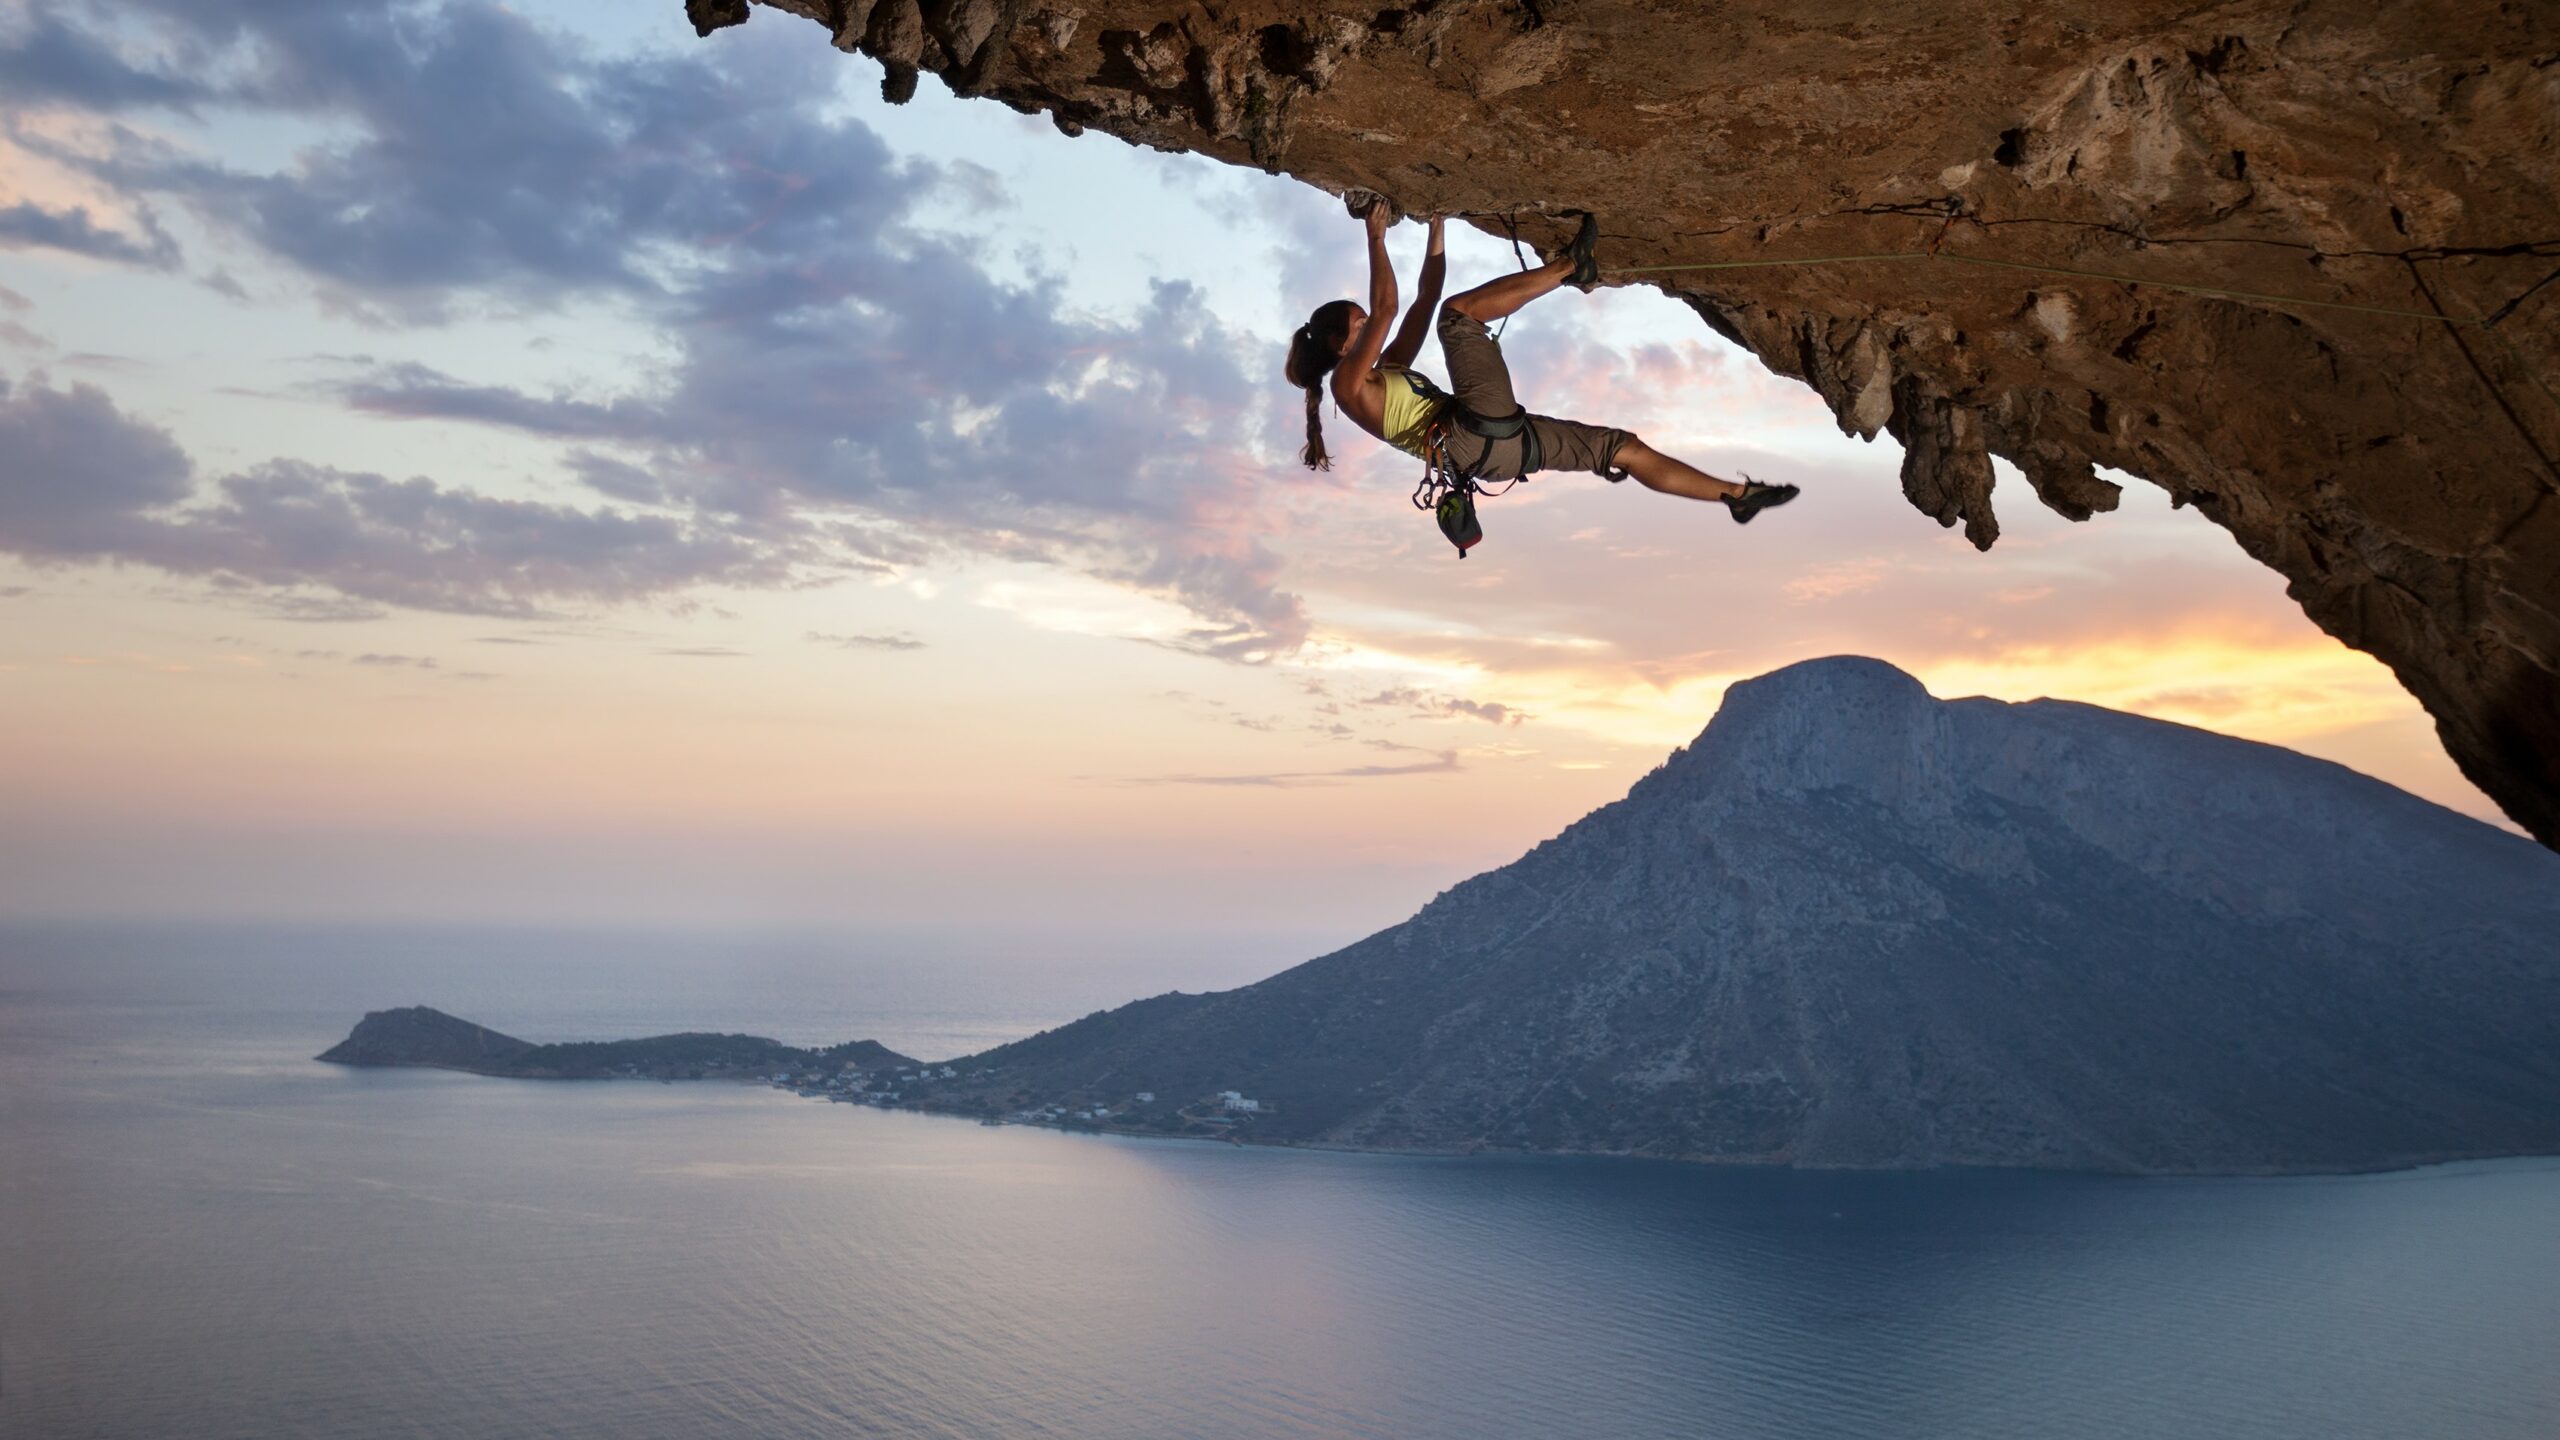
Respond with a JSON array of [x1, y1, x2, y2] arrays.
[[0, 282, 43, 351], [4, 0, 1309, 652], [314, 201, 1308, 652], [258, 592, 388, 623], [351, 652, 436, 668], [0, 200, 182, 268], [806, 630, 924, 651], [561, 450, 672, 504], [2131, 684, 2341, 719], [1125, 749, 1462, 787], [0, 10, 212, 112], [1783, 557, 1889, 602], [338, 363, 647, 438], [657, 646, 746, 657], [1357, 686, 1524, 725], [0, 376, 196, 539], [6, 0, 748, 306], [0, 377, 805, 616]]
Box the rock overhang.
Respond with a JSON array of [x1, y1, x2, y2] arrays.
[[686, 0, 2560, 849]]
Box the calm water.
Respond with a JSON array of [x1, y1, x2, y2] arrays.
[[4, 924, 2557, 1440]]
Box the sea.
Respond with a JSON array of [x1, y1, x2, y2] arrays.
[[4, 920, 2557, 1440]]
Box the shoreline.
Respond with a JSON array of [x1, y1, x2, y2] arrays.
[[916, 1104, 2560, 1181], [325, 1053, 2560, 1182]]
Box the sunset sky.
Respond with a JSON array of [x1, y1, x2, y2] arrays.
[[0, 0, 2508, 950]]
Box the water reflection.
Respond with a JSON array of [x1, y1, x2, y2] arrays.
[[4, 934, 2557, 1440]]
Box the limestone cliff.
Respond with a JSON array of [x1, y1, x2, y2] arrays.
[[686, 0, 2560, 848], [935, 657, 2560, 1174]]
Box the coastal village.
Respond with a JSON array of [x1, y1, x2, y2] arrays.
[[765, 1060, 1267, 1139]]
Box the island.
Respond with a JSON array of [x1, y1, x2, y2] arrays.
[[322, 660, 2560, 1175], [318, 1005, 915, 1082], [316, 1005, 1261, 1133]]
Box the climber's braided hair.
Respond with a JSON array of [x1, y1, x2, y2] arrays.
[[1283, 299, 1359, 471]]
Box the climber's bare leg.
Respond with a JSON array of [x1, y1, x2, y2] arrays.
[[1614, 440, 1745, 502], [1444, 258, 1574, 324]]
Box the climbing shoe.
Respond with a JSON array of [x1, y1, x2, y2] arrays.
[[1723, 475, 1800, 524], [1565, 211, 1602, 291]]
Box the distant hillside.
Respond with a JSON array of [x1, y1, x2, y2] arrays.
[[318, 1006, 915, 1080], [926, 657, 2560, 1174], [319, 1006, 534, 1069]]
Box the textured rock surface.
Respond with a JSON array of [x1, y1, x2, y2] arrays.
[[939, 657, 2560, 1173], [693, 0, 2560, 848]]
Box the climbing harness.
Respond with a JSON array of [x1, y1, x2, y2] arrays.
[[1401, 371, 1541, 558]]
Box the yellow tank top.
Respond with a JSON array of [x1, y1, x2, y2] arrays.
[[1376, 365, 1447, 460]]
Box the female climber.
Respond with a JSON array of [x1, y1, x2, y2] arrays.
[[1283, 202, 1797, 551]]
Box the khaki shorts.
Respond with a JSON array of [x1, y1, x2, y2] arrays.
[[1435, 306, 1634, 481]]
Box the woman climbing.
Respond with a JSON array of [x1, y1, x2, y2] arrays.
[[1283, 200, 1797, 553]]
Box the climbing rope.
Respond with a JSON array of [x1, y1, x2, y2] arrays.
[[1488, 209, 1532, 341], [1606, 248, 2516, 330], [1429, 205, 2555, 332]]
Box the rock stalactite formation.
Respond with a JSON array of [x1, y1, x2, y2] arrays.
[[688, 0, 2560, 848]]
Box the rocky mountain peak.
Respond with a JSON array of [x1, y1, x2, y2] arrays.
[[1675, 656, 1957, 813], [935, 660, 2560, 1173]]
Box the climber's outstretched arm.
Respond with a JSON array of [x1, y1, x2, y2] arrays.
[[1331, 203, 1397, 403], [1382, 216, 1446, 370]]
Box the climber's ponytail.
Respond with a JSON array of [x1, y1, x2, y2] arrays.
[[1283, 299, 1359, 472], [1297, 380, 1330, 471]]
